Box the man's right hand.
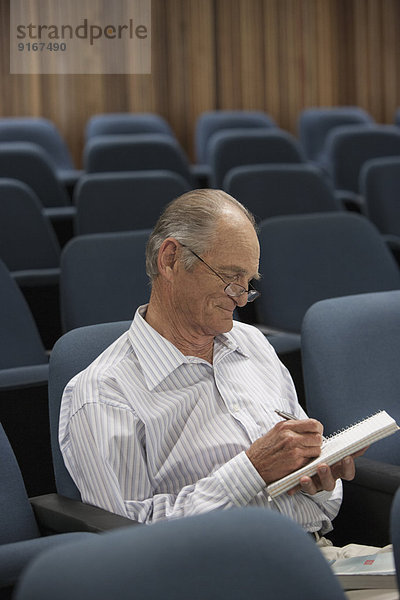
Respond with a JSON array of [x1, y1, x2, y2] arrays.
[[245, 419, 324, 485]]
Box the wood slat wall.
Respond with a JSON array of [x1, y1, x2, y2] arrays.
[[1, 0, 400, 166]]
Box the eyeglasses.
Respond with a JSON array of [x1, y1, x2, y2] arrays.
[[181, 245, 260, 304]]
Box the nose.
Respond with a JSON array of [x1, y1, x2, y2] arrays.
[[234, 290, 249, 308]]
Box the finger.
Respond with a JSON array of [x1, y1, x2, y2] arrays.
[[280, 418, 323, 436], [299, 475, 320, 495], [287, 483, 301, 495], [351, 446, 369, 458], [277, 421, 324, 448], [338, 456, 356, 481], [329, 456, 356, 481], [316, 464, 336, 491], [287, 475, 319, 496]]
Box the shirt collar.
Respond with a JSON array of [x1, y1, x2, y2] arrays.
[[128, 305, 248, 390]]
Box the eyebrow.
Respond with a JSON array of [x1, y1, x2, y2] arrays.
[[216, 264, 261, 281]]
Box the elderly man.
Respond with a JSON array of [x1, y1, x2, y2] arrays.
[[60, 190, 377, 553], [60, 187, 354, 527]]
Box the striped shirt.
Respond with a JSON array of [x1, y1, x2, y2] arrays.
[[59, 305, 342, 533]]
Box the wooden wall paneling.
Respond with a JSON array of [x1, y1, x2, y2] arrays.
[[299, 0, 319, 112], [2, 0, 400, 165], [353, 0, 376, 115], [0, 0, 9, 113], [278, 0, 307, 133], [237, 0, 266, 111], [126, 0, 168, 117], [334, 0, 357, 106], [381, 0, 400, 124], [366, 0, 384, 120], [215, 0, 245, 109], [154, 0, 215, 161], [181, 0, 216, 160], [263, 0, 282, 125], [314, 0, 337, 107]]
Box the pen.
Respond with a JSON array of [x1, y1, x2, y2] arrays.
[[274, 409, 327, 442], [274, 409, 299, 421]]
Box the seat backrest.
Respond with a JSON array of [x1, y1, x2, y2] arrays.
[[301, 290, 400, 464], [360, 156, 400, 236], [60, 230, 151, 332], [0, 422, 40, 544], [195, 110, 276, 164], [86, 113, 174, 140], [49, 321, 131, 498], [14, 507, 345, 600], [208, 129, 305, 188], [224, 164, 340, 221], [0, 259, 48, 369], [256, 213, 400, 333], [0, 179, 60, 271], [0, 117, 74, 170], [0, 142, 71, 207], [74, 170, 189, 235], [325, 124, 400, 193], [83, 134, 195, 186], [298, 106, 374, 162]]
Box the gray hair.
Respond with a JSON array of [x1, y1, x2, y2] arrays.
[[145, 189, 257, 281]]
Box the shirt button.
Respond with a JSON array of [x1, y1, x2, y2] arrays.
[[232, 404, 239, 412]]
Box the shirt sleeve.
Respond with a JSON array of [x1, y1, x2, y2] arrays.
[[62, 395, 341, 531], [61, 397, 268, 523]]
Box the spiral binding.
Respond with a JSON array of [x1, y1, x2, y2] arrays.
[[326, 410, 386, 440]]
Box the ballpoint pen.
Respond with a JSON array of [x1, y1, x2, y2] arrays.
[[274, 409, 299, 421], [274, 409, 327, 442]]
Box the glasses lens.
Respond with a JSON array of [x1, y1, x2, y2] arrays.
[[224, 283, 246, 298], [247, 289, 260, 303], [224, 283, 260, 303]]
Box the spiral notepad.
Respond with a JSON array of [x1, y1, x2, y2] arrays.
[[266, 410, 399, 499]]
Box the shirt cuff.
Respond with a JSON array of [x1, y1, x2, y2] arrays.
[[214, 450, 266, 507], [300, 489, 334, 502]]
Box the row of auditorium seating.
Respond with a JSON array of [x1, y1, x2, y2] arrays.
[[0, 417, 352, 600], [4, 151, 400, 263], [4, 206, 400, 348], [3, 288, 400, 597], [3, 110, 400, 233], [8, 490, 400, 600], [1, 107, 400, 188], [3, 139, 400, 242], [2, 152, 400, 349], [1, 109, 400, 239], [3, 105, 399, 177]]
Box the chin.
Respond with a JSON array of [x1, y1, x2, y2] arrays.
[[216, 315, 234, 334]]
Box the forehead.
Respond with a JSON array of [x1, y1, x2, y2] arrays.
[[206, 211, 260, 274]]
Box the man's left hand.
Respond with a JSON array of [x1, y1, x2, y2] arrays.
[[287, 448, 367, 496]]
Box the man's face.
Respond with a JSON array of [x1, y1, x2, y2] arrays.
[[171, 212, 260, 338]]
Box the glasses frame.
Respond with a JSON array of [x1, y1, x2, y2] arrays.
[[181, 245, 260, 304]]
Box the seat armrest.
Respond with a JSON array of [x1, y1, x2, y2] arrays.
[[30, 493, 140, 534], [334, 190, 365, 212], [383, 234, 400, 267], [329, 457, 400, 547], [352, 456, 400, 494], [253, 325, 301, 353], [0, 365, 49, 390]]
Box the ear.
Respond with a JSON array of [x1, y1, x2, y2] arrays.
[[157, 238, 180, 281]]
